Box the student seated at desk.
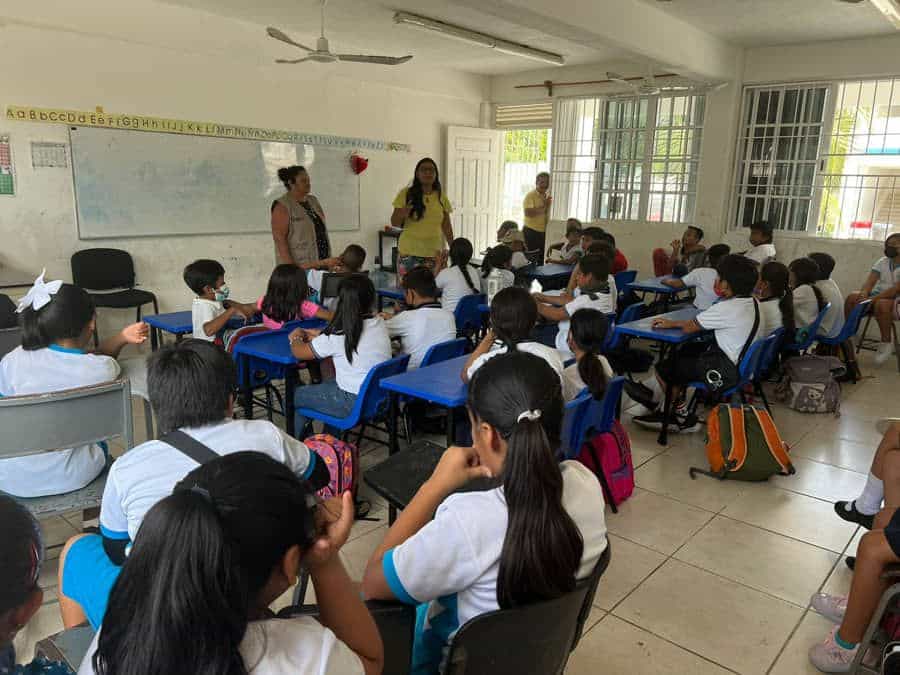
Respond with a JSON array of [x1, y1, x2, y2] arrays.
[[307, 244, 367, 311], [633, 254, 760, 434], [598, 230, 628, 274], [289, 276, 392, 437], [361, 352, 608, 675], [496, 220, 519, 244], [57, 340, 328, 631], [662, 243, 731, 311], [743, 220, 777, 264], [844, 233, 900, 365], [383, 267, 456, 370], [79, 453, 382, 675], [499, 229, 532, 269], [433, 238, 480, 313], [789, 257, 827, 330], [0, 274, 147, 499], [535, 255, 617, 358], [463, 287, 566, 390], [546, 218, 584, 264], [183, 259, 256, 343], [653, 226, 707, 277], [754, 261, 796, 340], [809, 252, 845, 340], [258, 263, 332, 329], [480, 245, 516, 303], [564, 309, 614, 402]]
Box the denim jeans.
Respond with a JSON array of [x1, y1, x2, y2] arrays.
[[293, 379, 357, 437]]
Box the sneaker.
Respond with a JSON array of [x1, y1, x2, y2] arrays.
[[811, 592, 848, 623], [846, 556, 856, 571], [633, 411, 700, 434], [624, 380, 658, 411], [676, 414, 702, 433], [883, 641, 900, 675], [808, 626, 859, 673], [875, 342, 895, 365], [834, 500, 875, 530]]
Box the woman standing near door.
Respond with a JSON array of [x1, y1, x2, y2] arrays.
[[390, 157, 454, 275], [271, 165, 332, 268], [522, 171, 552, 256]]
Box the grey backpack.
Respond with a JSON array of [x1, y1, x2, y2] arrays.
[[774, 355, 844, 415]]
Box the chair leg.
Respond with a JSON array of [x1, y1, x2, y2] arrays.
[[143, 398, 154, 441], [265, 385, 274, 422], [856, 313, 874, 354], [755, 382, 772, 416]]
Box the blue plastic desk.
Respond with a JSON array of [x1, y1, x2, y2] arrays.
[[525, 263, 574, 290], [144, 311, 246, 350], [376, 287, 405, 310], [626, 276, 694, 311]]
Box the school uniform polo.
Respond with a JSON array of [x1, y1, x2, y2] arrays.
[[191, 297, 225, 341], [758, 298, 784, 339], [310, 317, 392, 395], [793, 284, 821, 329], [815, 279, 845, 338], [435, 265, 480, 313], [466, 341, 566, 389], [744, 243, 777, 264], [696, 296, 760, 364], [385, 303, 457, 369], [681, 267, 718, 311], [871, 256, 900, 295], [555, 282, 617, 355]]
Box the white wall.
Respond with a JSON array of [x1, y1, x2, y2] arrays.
[[0, 3, 487, 343]]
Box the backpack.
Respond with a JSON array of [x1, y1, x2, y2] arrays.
[[303, 433, 360, 499], [774, 355, 844, 415], [690, 403, 794, 482], [576, 420, 634, 508]]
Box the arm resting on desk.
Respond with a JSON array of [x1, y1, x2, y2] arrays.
[[661, 278, 686, 290], [652, 317, 702, 333], [537, 303, 568, 323]]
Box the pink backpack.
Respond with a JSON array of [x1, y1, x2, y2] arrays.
[[303, 433, 360, 499], [576, 420, 634, 509]]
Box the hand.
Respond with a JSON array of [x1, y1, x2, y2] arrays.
[[671, 239, 681, 254], [305, 491, 354, 569], [236, 305, 256, 320], [545, 194, 553, 206], [288, 328, 305, 344], [323, 257, 341, 270], [121, 322, 148, 344], [652, 318, 675, 329], [427, 445, 492, 495]]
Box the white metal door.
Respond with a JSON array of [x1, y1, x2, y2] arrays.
[[445, 126, 503, 255]]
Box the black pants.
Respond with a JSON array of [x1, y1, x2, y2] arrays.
[[523, 227, 546, 257]]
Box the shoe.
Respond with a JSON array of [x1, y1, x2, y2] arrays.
[[624, 380, 658, 412], [883, 641, 900, 674], [811, 592, 848, 623], [845, 556, 855, 571], [875, 342, 895, 365], [808, 626, 859, 673], [834, 500, 875, 530], [633, 411, 700, 433], [676, 414, 702, 433], [835, 362, 862, 383]]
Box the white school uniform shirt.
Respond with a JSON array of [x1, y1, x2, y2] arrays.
[[79, 616, 363, 675], [383, 461, 607, 671], [466, 341, 566, 388], [757, 298, 784, 339], [511, 251, 531, 269], [0, 345, 119, 498], [555, 288, 616, 355], [436, 265, 480, 313], [99, 419, 314, 543], [792, 284, 821, 329], [385, 303, 457, 369], [871, 256, 900, 295], [744, 243, 777, 264], [563, 355, 615, 402], [816, 279, 845, 338], [191, 297, 225, 341], [680, 267, 718, 311], [310, 317, 392, 395], [696, 296, 760, 364]]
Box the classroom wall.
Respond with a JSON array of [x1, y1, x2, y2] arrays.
[[0, 3, 487, 345]]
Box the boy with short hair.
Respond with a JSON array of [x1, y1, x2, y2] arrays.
[[744, 220, 777, 264], [845, 233, 900, 364], [546, 218, 583, 264], [662, 243, 731, 311], [183, 259, 255, 342], [307, 244, 367, 310], [57, 339, 330, 630], [653, 225, 707, 276], [383, 266, 456, 369], [500, 229, 531, 269], [597, 230, 629, 274]]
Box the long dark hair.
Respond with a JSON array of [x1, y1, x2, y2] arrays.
[[449, 238, 477, 293], [789, 258, 826, 311], [326, 275, 375, 363], [406, 158, 441, 221], [490, 287, 537, 352], [94, 452, 317, 675], [760, 261, 796, 337], [261, 264, 311, 323], [0, 495, 43, 622], [481, 245, 513, 279], [19, 283, 95, 351], [569, 309, 610, 400], [468, 352, 583, 608]]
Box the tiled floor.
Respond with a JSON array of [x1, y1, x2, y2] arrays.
[[15, 348, 900, 674]]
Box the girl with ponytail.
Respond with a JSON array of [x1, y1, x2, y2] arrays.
[[564, 309, 615, 401], [433, 237, 479, 313], [480, 245, 515, 302], [755, 261, 796, 339], [789, 257, 827, 329], [362, 352, 608, 674], [83, 452, 382, 675]]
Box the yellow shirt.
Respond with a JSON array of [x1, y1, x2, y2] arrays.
[[523, 189, 549, 232], [393, 187, 453, 258]]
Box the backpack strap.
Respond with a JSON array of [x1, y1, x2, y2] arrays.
[[736, 298, 760, 367], [750, 408, 795, 475], [727, 406, 748, 471], [160, 430, 220, 465]]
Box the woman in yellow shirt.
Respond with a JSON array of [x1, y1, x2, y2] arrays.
[[391, 157, 454, 275], [522, 171, 552, 256]]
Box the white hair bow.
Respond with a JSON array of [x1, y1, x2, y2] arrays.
[[16, 269, 63, 313], [516, 409, 542, 424]]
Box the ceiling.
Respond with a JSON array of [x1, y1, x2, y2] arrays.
[[642, 0, 896, 47]]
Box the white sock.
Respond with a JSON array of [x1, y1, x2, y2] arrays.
[[852, 473, 884, 515]]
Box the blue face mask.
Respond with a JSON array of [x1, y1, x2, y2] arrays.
[[214, 284, 230, 303]]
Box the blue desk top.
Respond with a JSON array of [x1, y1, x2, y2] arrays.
[[478, 304, 490, 314], [525, 263, 574, 280], [231, 319, 326, 365], [381, 354, 470, 408], [627, 275, 694, 294], [144, 311, 246, 334], [377, 287, 405, 300], [615, 307, 704, 343]]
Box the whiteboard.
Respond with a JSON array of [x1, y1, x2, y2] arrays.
[[69, 126, 360, 239]]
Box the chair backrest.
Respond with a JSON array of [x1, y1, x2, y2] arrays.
[[0, 377, 134, 460], [793, 301, 832, 350], [224, 324, 269, 354], [834, 298, 873, 343], [321, 271, 370, 301], [607, 302, 643, 351], [561, 391, 593, 458], [443, 544, 611, 675], [346, 354, 411, 425], [759, 327, 785, 374], [737, 335, 774, 382], [613, 269, 637, 291], [455, 293, 488, 334], [563, 376, 625, 460], [0, 326, 21, 360], [71, 248, 136, 291], [421, 338, 468, 368]]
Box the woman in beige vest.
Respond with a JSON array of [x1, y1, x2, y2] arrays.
[[271, 165, 332, 268]]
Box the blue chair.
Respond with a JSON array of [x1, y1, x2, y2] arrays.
[[785, 302, 831, 353], [455, 293, 488, 344], [294, 354, 410, 447], [815, 299, 872, 384], [606, 302, 644, 351], [758, 327, 785, 378], [561, 391, 593, 459], [613, 270, 637, 296], [687, 334, 777, 415], [420, 338, 468, 368]]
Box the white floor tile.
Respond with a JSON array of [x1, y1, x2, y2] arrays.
[[605, 488, 714, 555], [769, 610, 838, 675], [771, 457, 867, 503], [593, 535, 667, 611]]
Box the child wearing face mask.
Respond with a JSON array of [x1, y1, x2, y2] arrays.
[[183, 259, 256, 344], [845, 233, 900, 365]]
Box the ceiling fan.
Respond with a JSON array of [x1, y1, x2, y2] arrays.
[[606, 65, 728, 95], [267, 0, 413, 66]]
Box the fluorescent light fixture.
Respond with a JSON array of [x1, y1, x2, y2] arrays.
[[393, 12, 565, 66], [870, 0, 900, 28]]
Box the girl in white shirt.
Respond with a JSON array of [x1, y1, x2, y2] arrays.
[[361, 352, 608, 675], [0, 275, 147, 497], [434, 238, 480, 313], [289, 276, 392, 437], [480, 245, 516, 303], [789, 257, 828, 330], [563, 309, 615, 402], [754, 261, 796, 340], [79, 452, 382, 675]]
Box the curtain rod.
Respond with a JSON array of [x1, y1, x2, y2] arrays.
[[514, 73, 680, 96]]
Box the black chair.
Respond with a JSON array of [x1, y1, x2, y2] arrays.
[[320, 270, 370, 304], [442, 543, 612, 674], [71, 248, 158, 347]]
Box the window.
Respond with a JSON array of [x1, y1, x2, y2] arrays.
[[551, 93, 706, 224]]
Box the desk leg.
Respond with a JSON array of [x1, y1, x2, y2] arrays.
[[242, 354, 253, 421], [150, 326, 159, 351], [285, 368, 298, 438], [657, 344, 673, 446], [388, 391, 399, 524], [446, 406, 455, 447]]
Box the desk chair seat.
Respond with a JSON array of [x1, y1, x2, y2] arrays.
[[785, 302, 831, 353], [816, 299, 871, 383], [89, 288, 158, 310]]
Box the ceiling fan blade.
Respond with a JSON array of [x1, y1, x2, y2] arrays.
[[275, 57, 312, 64], [337, 54, 413, 65], [267, 26, 313, 52]]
